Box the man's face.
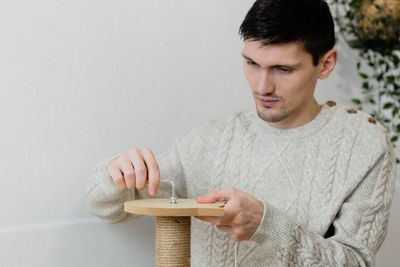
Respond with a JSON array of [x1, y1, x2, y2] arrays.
[[242, 40, 322, 129]]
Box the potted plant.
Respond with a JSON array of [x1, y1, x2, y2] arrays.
[[330, 0, 400, 159]]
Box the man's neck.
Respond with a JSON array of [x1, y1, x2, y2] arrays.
[[267, 100, 322, 129]]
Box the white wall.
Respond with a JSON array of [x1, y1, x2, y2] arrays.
[[0, 0, 398, 266]]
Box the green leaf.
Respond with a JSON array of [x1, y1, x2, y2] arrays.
[[383, 103, 393, 109], [387, 76, 395, 84], [391, 136, 398, 143], [349, 1, 358, 8], [369, 98, 376, 104], [396, 124, 400, 132], [362, 82, 369, 90], [352, 98, 361, 105], [392, 107, 399, 118], [359, 73, 368, 79], [393, 54, 400, 66]]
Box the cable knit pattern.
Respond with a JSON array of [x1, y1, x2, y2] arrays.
[[86, 101, 396, 267]]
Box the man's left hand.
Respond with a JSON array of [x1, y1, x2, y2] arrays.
[[195, 187, 264, 242]]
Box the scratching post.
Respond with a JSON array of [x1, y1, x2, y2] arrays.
[[156, 216, 191, 266], [124, 199, 224, 267]]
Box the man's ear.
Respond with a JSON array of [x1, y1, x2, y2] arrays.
[[318, 49, 338, 80]]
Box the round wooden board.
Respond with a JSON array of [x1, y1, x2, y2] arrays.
[[124, 199, 225, 217]]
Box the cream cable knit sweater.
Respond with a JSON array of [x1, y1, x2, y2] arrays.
[[86, 101, 396, 267]]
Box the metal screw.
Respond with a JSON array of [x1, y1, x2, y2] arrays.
[[160, 179, 178, 204]]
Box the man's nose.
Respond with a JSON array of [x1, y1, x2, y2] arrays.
[[256, 71, 274, 95]]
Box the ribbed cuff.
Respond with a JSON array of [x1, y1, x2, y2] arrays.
[[249, 201, 293, 254]]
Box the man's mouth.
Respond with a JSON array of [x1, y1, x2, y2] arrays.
[[257, 97, 279, 107]]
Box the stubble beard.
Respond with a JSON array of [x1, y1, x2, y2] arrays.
[[256, 99, 293, 123]]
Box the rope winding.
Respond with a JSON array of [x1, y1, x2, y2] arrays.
[[156, 216, 191, 267]]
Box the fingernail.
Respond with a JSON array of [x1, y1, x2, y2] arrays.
[[150, 188, 156, 195]]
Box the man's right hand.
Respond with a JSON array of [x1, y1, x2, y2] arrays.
[[106, 148, 160, 195]]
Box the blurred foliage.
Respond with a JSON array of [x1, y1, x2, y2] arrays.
[[330, 0, 400, 161]]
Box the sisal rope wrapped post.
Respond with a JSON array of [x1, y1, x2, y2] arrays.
[[124, 178, 223, 267], [124, 199, 223, 267], [124, 199, 224, 267], [156, 216, 191, 267]]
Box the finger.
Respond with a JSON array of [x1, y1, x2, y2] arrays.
[[196, 187, 234, 203], [229, 226, 246, 242], [108, 164, 126, 190], [196, 190, 223, 203], [196, 209, 235, 226], [216, 225, 242, 242], [128, 149, 148, 190], [216, 225, 233, 235], [194, 215, 232, 226], [141, 148, 160, 196], [194, 216, 220, 225], [106, 159, 116, 180], [118, 155, 136, 189]]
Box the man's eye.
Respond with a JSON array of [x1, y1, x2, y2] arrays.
[[277, 67, 292, 73], [246, 60, 257, 66]]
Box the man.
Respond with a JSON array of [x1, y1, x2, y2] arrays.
[[86, 0, 395, 266]]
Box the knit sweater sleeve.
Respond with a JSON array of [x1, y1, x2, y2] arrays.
[[249, 136, 396, 266], [85, 113, 228, 224], [85, 139, 189, 224]]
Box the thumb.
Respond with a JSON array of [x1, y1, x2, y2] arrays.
[[196, 188, 231, 203]]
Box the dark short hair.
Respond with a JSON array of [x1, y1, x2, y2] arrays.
[[239, 0, 335, 66]]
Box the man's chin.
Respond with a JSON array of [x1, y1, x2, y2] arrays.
[[256, 109, 287, 123]]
